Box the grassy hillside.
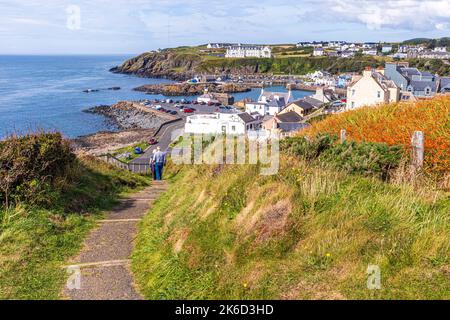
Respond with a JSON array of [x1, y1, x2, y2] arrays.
[[0, 133, 149, 299], [132, 97, 449, 300], [300, 96, 450, 178], [132, 155, 449, 299]]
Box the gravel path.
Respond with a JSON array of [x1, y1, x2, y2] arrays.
[[63, 181, 168, 300]]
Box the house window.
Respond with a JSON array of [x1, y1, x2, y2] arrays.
[[352, 89, 355, 96], [232, 126, 236, 131], [351, 102, 355, 108], [221, 126, 226, 133], [425, 87, 431, 95], [377, 91, 381, 98]]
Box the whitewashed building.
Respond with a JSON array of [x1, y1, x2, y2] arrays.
[[346, 68, 400, 109], [245, 88, 294, 116], [197, 93, 217, 104], [313, 47, 324, 56], [225, 45, 272, 58], [184, 112, 261, 135]]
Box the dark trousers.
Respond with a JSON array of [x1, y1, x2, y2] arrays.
[[155, 162, 164, 180], [150, 163, 156, 180]]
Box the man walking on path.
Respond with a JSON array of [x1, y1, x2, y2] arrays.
[[152, 147, 167, 180], [150, 149, 157, 180]]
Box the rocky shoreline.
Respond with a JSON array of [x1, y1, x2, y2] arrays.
[[76, 101, 174, 155], [72, 129, 155, 156], [134, 82, 251, 96], [84, 101, 169, 130]]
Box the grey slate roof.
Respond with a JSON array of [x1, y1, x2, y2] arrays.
[[238, 112, 257, 123], [409, 80, 437, 92], [290, 99, 316, 111], [303, 96, 324, 108], [439, 77, 450, 92], [276, 111, 303, 123]]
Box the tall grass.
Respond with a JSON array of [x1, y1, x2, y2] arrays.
[[0, 132, 150, 299], [132, 157, 449, 300]]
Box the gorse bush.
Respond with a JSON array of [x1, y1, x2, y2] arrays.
[[299, 96, 450, 176], [281, 134, 404, 180], [0, 132, 75, 207]]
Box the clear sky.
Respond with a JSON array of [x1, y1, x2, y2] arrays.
[[1, 0, 449, 55]]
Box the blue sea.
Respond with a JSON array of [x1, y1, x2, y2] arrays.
[[0, 55, 311, 139]]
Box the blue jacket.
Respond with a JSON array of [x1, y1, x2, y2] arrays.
[[152, 151, 166, 164]]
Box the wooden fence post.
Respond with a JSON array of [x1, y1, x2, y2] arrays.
[[411, 131, 424, 170], [340, 129, 346, 143]]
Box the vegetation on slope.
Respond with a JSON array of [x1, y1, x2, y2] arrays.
[[0, 132, 149, 299], [132, 96, 449, 299], [299, 96, 450, 178], [114, 46, 450, 78], [133, 155, 449, 299]]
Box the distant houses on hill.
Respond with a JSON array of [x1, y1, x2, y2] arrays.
[[225, 45, 272, 58]]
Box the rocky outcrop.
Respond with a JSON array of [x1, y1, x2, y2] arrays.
[[134, 82, 251, 96], [84, 102, 167, 130], [110, 50, 270, 80], [110, 51, 200, 80]]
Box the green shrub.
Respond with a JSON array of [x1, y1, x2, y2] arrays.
[[281, 134, 404, 180], [320, 140, 404, 180], [0, 132, 75, 207]]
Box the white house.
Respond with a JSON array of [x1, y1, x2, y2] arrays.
[[313, 47, 324, 56], [197, 93, 217, 104], [184, 112, 261, 135], [434, 47, 447, 53], [346, 68, 400, 110], [363, 49, 378, 56], [245, 88, 294, 116], [382, 46, 393, 53], [225, 45, 272, 58]]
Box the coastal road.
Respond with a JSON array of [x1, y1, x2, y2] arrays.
[[129, 102, 220, 167], [130, 120, 185, 165]]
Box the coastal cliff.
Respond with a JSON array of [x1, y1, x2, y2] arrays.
[[110, 49, 269, 80], [110, 51, 201, 80]]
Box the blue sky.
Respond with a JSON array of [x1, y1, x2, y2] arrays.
[[0, 0, 449, 54]]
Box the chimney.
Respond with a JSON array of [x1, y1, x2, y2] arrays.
[[363, 67, 373, 77]]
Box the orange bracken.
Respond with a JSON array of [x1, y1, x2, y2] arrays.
[[299, 95, 450, 175]]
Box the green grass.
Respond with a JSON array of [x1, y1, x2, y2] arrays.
[[0, 156, 150, 299], [112, 141, 150, 163], [132, 155, 449, 300]]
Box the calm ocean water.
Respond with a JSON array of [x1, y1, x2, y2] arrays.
[[0, 55, 311, 138]]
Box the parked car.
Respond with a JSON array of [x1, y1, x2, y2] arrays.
[[183, 108, 194, 113], [149, 138, 158, 145], [154, 105, 162, 110], [166, 99, 173, 103], [192, 101, 199, 105], [170, 110, 178, 115]]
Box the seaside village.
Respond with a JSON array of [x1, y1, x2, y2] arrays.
[[180, 43, 450, 137]]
